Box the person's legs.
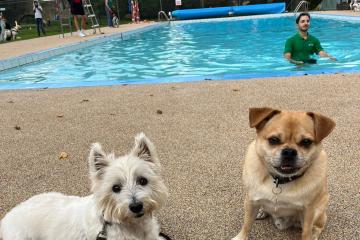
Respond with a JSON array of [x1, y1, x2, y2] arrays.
[[36, 18, 41, 36], [81, 15, 86, 30], [73, 15, 80, 31], [106, 9, 113, 27], [39, 18, 46, 35], [73, 15, 85, 37]]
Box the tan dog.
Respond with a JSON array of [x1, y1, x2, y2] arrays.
[[232, 107, 335, 240]]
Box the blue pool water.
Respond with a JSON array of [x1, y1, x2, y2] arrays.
[[1, 15, 360, 89]]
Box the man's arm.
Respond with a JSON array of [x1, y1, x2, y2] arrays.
[[284, 38, 304, 65], [105, 0, 112, 12], [284, 52, 304, 65], [319, 50, 337, 61]]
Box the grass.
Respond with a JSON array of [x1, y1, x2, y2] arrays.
[[14, 22, 66, 41], [2, 17, 132, 43]]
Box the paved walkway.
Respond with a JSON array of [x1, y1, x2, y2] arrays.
[[317, 10, 360, 16]]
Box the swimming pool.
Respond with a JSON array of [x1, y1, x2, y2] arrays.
[[0, 14, 359, 89]]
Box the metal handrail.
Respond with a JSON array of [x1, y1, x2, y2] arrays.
[[294, 1, 309, 13], [158, 11, 171, 22]]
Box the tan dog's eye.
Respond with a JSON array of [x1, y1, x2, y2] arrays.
[[299, 139, 313, 148], [268, 137, 281, 145]]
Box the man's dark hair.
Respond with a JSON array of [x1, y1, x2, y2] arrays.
[[296, 12, 311, 24]]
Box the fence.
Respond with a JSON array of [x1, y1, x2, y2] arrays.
[[0, 0, 327, 26]]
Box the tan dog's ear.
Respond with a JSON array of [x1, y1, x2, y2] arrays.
[[249, 107, 280, 130], [307, 112, 336, 143]]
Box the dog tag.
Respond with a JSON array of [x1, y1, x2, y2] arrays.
[[272, 186, 282, 195], [272, 184, 282, 213], [96, 231, 107, 240]]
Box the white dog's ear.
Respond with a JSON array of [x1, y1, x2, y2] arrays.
[[89, 143, 109, 179], [249, 107, 281, 131], [131, 133, 160, 165]]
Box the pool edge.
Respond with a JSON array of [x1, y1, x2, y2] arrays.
[[0, 23, 164, 72]]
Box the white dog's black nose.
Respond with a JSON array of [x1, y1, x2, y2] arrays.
[[281, 148, 297, 159], [129, 202, 143, 213]]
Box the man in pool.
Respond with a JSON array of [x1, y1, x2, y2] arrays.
[[284, 12, 337, 65]]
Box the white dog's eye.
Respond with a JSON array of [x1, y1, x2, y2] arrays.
[[112, 184, 122, 193], [137, 177, 148, 186], [268, 136, 281, 145]]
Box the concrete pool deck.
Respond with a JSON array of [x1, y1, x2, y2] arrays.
[[0, 73, 359, 239], [0, 10, 359, 240], [317, 10, 360, 16]]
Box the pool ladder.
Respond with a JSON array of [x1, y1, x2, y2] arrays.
[[57, 0, 72, 38], [294, 1, 309, 13], [83, 0, 103, 34], [158, 11, 172, 22]]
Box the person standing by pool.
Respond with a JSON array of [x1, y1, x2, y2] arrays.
[[284, 12, 337, 65], [68, 0, 87, 37], [33, 0, 46, 37], [105, 0, 114, 27]]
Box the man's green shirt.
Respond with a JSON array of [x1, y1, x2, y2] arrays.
[[284, 33, 323, 62], [108, 0, 113, 8]]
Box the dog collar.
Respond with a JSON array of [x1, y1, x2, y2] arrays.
[[159, 232, 172, 240], [271, 173, 304, 187], [96, 218, 112, 240], [96, 216, 172, 240]]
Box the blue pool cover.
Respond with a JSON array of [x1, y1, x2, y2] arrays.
[[172, 3, 285, 20]]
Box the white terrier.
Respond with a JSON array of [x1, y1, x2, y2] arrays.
[[9, 21, 21, 40], [0, 133, 169, 240], [113, 14, 120, 27], [350, 0, 360, 11]]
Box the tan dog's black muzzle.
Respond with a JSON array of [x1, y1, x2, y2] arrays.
[[278, 148, 299, 174], [281, 148, 297, 161]]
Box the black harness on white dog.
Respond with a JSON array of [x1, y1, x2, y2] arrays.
[[96, 220, 111, 240], [96, 217, 172, 240]]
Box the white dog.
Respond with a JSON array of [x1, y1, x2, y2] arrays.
[[113, 14, 119, 27], [9, 21, 21, 40], [0, 133, 169, 240], [350, 0, 360, 11], [2, 21, 21, 41]]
